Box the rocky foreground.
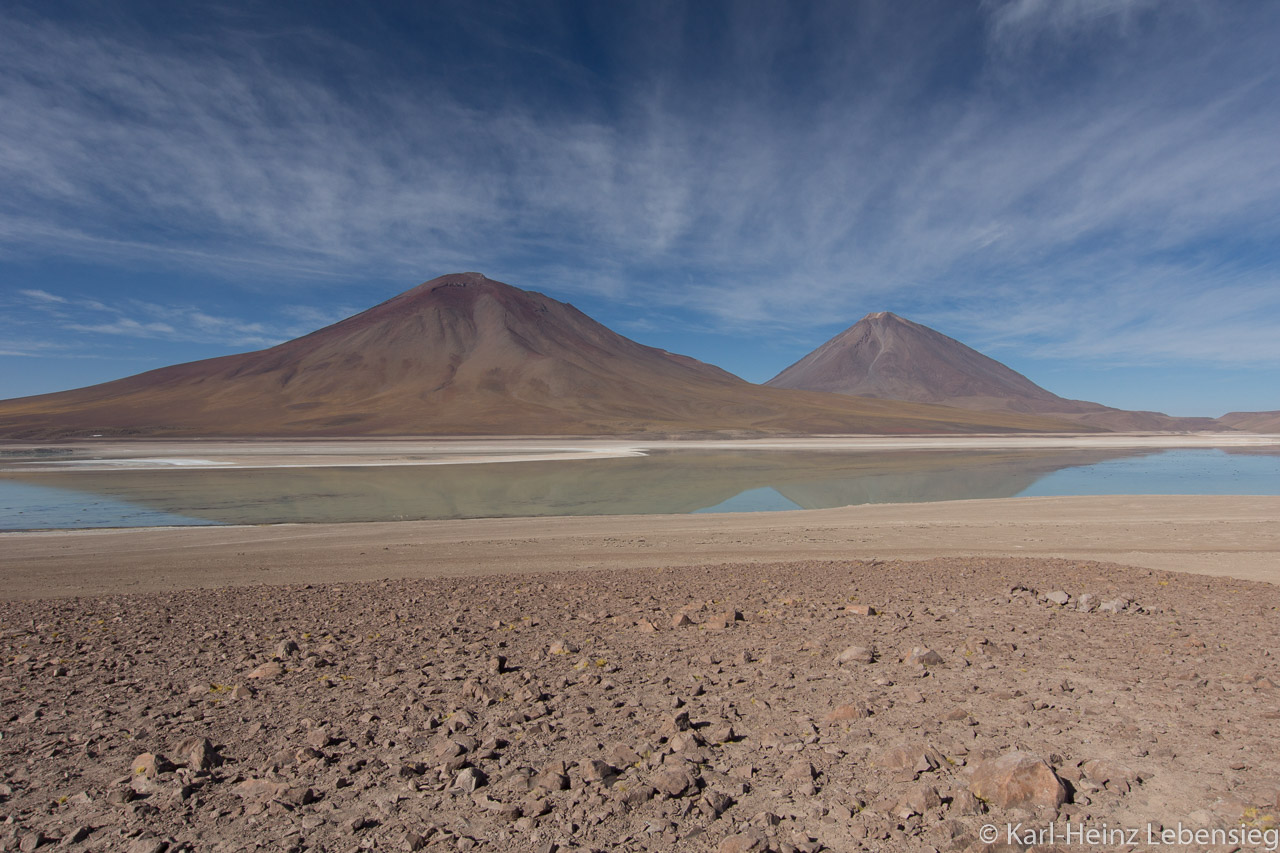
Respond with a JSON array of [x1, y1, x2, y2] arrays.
[[1, 557, 1278, 853]]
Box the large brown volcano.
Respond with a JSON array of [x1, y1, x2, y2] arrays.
[[0, 274, 1081, 438], [767, 312, 1222, 432]]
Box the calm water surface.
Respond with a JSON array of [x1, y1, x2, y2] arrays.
[[1, 447, 1277, 530]]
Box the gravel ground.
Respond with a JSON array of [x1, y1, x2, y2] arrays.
[[2, 556, 1278, 853]]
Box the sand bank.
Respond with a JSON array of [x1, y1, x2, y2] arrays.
[[3, 495, 1278, 599], [1, 432, 1276, 471]]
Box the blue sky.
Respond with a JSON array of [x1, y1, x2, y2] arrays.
[[2, 0, 1278, 417]]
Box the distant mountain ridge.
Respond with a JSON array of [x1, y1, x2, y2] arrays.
[[0, 274, 1082, 438], [766, 312, 1224, 432], [1217, 411, 1280, 433]]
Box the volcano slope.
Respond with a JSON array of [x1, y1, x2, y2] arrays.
[[0, 275, 1079, 438], [767, 312, 1220, 433]]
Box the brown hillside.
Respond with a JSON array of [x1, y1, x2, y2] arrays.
[[0, 274, 1081, 438], [1217, 410, 1280, 432], [767, 312, 1221, 432]]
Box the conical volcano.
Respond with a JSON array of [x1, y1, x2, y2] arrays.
[[0, 275, 1086, 437], [767, 312, 1221, 432]]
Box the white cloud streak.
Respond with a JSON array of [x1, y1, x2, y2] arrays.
[[5, 287, 352, 351], [0, 3, 1278, 367], [18, 288, 67, 304]]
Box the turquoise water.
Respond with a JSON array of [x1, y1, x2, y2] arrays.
[[0, 480, 222, 529], [0, 447, 1276, 531], [1017, 448, 1280, 496]]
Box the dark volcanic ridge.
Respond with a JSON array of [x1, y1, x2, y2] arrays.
[[0, 274, 1079, 438], [766, 312, 1224, 433]]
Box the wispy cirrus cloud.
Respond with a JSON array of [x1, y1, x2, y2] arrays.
[[984, 0, 1168, 47], [5, 287, 353, 351], [0, 1, 1278, 374], [18, 288, 67, 304]]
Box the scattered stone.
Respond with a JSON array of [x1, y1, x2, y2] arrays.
[[844, 604, 877, 616], [0, 556, 1271, 853], [905, 647, 944, 666], [705, 723, 736, 743], [534, 761, 569, 791], [782, 760, 815, 782], [607, 743, 641, 767], [718, 832, 763, 853], [173, 736, 220, 771], [107, 787, 137, 805], [823, 702, 871, 722], [893, 782, 941, 817], [661, 711, 692, 734], [705, 610, 743, 630], [247, 661, 284, 679], [62, 826, 92, 845], [874, 743, 942, 775], [836, 645, 875, 664], [651, 765, 698, 798], [125, 838, 166, 853], [968, 751, 1067, 810], [701, 789, 734, 817], [619, 786, 656, 807], [951, 789, 984, 815], [579, 759, 615, 783], [131, 752, 172, 780], [235, 778, 288, 800], [1081, 758, 1142, 793], [454, 767, 486, 793], [1045, 590, 1071, 606]]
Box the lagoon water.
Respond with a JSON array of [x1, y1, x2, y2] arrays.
[[1, 447, 1278, 531]]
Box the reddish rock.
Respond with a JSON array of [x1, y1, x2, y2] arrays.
[[969, 751, 1067, 809], [235, 778, 287, 800], [247, 661, 284, 679], [904, 647, 944, 666], [651, 765, 698, 798], [823, 702, 872, 722], [836, 645, 875, 664], [173, 737, 220, 771], [1081, 758, 1141, 793], [893, 783, 941, 817], [130, 752, 172, 779], [874, 743, 942, 775], [718, 832, 763, 853], [782, 761, 815, 782]]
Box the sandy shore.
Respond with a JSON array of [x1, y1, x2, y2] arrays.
[[3, 555, 1278, 852], [4, 495, 1278, 599], [5, 437, 1280, 851], [2, 432, 1276, 471]]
